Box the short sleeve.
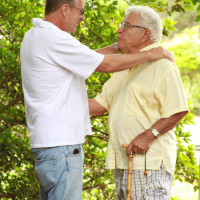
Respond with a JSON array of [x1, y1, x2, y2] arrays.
[[95, 73, 118, 111], [155, 65, 188, 118], [52, 35, 104, 79]]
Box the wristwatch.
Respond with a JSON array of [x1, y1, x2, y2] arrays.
[[150, 128, 160, 137], [113, 42, 120, 53]]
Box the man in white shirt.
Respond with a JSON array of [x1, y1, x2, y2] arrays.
[[20, 0, 174, 199], [89, 6, 188, 200]]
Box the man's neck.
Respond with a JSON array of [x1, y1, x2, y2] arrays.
[[44, 13, 66, 32], [129, 41, 153, 54]]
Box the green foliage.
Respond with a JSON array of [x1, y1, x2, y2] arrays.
[[191, 0, 200, 21], [0, 0, 199, 199], [0, 129, 39, 199], [174, 110, 199, 191], [0, 0, 43, 199], [74, 0, 123, 48], [171, 197, 180, 200]]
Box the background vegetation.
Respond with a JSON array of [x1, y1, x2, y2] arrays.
[[0, 0, 200, 199]]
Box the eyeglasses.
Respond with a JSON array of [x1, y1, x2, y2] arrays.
[[119, 21, 147, 30], [73, 6, 86, 15]]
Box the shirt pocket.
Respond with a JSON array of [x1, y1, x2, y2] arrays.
[[125, 82, 158, 118]]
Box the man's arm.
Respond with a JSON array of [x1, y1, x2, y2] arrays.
[[126, 110, 188, 156], [96, 44, 117, 55], [95, 47, 174, 73], [88, 99, 107, 116]]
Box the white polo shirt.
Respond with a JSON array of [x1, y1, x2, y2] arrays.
[[20, 18, 104, 148]]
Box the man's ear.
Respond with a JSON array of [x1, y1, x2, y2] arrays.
[[60, 4, 70, 17], [142, 29, 151, 42]]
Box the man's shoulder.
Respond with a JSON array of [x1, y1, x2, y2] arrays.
[[112, 70, 127, 79], [138, 58, 180, 80], [151, 58, 177, 72], [153, 57, 174, 65]]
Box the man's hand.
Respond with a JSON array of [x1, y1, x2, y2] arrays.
[[126, 111, 188, 156], [148, 47, 174, 62], [126, 129, 156, 156]]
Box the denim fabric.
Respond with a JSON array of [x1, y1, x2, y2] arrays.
[[32, 144, 84, 200]]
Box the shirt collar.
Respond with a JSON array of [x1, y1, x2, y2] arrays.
[[139, 42, 160, 52], [127, 42, 160, 73], [32, 18, 62, 32]]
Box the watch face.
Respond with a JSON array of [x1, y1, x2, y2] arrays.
[[151, 128, 159, 137]]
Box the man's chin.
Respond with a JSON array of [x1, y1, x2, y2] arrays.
[[118, 44, 125, 53], [72, 27, 77, 33], [70, 26, 78, 33]]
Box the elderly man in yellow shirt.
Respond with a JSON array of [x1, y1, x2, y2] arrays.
[[89, 6, 188, 200]]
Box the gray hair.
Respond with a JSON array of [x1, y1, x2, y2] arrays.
[[125, 6, 162, 42]]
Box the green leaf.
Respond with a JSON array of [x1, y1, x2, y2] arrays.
[[195, 14, 200, 22], [191, 0, 197, 5]]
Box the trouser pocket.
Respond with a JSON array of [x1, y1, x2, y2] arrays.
[[34, 152, 57, 192]]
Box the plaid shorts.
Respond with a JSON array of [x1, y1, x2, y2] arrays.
[[114, 163, 173, 200]]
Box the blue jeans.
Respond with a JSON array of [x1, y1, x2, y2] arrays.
[[32, 144, 84, 200]]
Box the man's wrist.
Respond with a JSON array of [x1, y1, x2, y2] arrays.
[[145, 50, 152, 62], [150, 128, 160, 137], [113, 42, 120, 53]]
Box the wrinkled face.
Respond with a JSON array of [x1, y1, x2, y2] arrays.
[[117, 13, 148, 53], [66, 0, 85, 33]]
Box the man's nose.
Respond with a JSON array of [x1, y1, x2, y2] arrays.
[[81, 15, 85, 21], [117, 27, 124, 34]]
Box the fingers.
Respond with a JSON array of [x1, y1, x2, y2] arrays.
[[165, 49, 175, 62], [160, 47, 174, 62], [128, 149, 146, 155], [126, 144, 146, 156], [126, 131, 153, 156], [150, 47, 175, 63]]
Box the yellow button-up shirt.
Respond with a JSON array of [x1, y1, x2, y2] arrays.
[[95, 43, 188, 174]]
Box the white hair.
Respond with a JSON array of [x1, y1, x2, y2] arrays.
[[125, 6, 162, 42]]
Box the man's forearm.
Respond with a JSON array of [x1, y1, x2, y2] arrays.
[[96, 47, 174, 73], [95, 44, 117, 55], [151, 111, 188, 136], [96, 51, 152, 73], [88, 98, 107, 116], [126, 110, 188, 155]]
